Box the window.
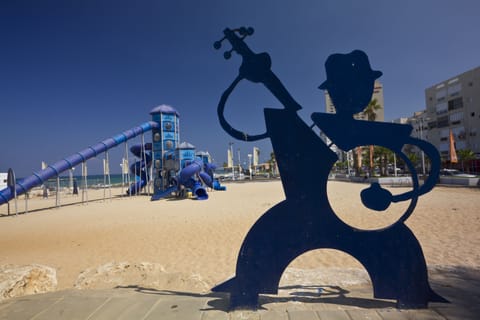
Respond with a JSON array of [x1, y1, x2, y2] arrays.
[[449, 111, 464, 125], [428, 121, 437, 129], [435, 101, 448, 115], [447, 83, 462, 97], [448, 97, 463, 111], [437, 116, 449, 128], [452, 126, 466, 140], [456, 141, 466, 150], [440, 129, 450, 138], [439, 142, 449, 152], [436, 89, 446, 102]]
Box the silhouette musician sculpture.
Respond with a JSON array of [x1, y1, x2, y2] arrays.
[[212, 27, 447, 309]]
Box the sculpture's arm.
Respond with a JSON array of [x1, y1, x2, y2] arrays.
[[391, 137, 441, 202], [215, 28, 303, 137]]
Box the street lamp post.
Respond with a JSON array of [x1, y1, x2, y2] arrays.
[[247, 154, 252, 180], [419, 121, 426, 175], [412, 117, 429, 175], [237, 148, 241, 178], [229, 142, 235, 180], [345, 150, 351, 175]]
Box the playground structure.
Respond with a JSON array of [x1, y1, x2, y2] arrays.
[[141, 105, 222, 201], [0, 104, 222, 209]]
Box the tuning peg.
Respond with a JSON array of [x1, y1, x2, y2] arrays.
[[213, 41, 222, 50], [246, 27, 254, 36], [224, 50, 232, 60], [238, 27, 247, 36]]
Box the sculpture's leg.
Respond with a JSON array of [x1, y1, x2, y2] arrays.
[[333, 224, 447, 308], [212, 200, 321, 309]]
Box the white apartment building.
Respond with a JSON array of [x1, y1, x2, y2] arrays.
[[424, 66, 480, 162]]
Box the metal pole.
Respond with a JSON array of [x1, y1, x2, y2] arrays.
[[134, 151, 138, 196], [125, 141, 131, 197], [248, 154, 252, 180], [348, 151, 352, 175], [56, 176, 60, 207], [103, 151, 111, 201], [7, 169, 18, 216], [150, 150, 154, 195], [237, 148, 241, 178], [82, 162, 88, 204], [71, 167, 76, 196], [107, 152, 111, 199], [24, 192, 28, 214], [14, 190, 17, 216], [141, 133, 149, 196], [107, 152, 111, 201], [103, 158, 107, 201], [229, 142, 235, 180], [120, 159, 125, 196], [393, 153, 398, 177], [420, 119, 426, 175], [69, 168, 73, 193], [413, 118, 427, 176]]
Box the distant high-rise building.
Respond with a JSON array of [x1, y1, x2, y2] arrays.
[[424, 66, 480, 162], [322, 80, 384, 170], [324, 80, 385, 121], [391, 117, 409, 125]]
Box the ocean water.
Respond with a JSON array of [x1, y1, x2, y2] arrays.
[[39, 174, 134, 189]]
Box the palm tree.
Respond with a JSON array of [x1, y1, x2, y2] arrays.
[[362, 99, 382, 175], [457, 149, 476, 172], [268, 151, 277, 176], [374, 146, 392, 176], [363, 98, 381, 122], [406, 152, 419, 173]]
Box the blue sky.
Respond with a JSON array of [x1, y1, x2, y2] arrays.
[[1, 0, 479, 177]]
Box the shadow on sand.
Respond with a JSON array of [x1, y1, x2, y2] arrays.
[[114, 265, 479, 318], [115, 283, 395, 312]]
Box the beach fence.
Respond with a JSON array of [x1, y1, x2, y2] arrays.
[[331, 174, 414, 187], [0, 160, 153, 216], [0, 122, 159, 216]]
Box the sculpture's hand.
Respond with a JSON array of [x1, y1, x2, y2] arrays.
[[214, 26, 302, 112], [239, 52, 272, 83], [214, 27, 272, 83]]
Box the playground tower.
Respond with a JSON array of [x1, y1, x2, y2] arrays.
[[177, 142, 196, 170], [150, 105, 180, 197]]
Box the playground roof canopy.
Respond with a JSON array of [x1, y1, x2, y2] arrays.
[[178, 141, 195, 149], [150, 104, 180, 116]]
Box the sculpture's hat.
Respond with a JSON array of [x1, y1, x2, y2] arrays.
[[319, 50, 382, 90]]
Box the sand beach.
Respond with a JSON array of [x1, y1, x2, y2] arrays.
[[0, 180, 479, 301]]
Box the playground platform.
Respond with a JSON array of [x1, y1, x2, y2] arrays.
[[0, 269, 478, 320]]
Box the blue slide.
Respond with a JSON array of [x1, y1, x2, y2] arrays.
[[179, 159, 209, 200], [151, 159, 216, 201], [0, 121, 159, 206], [127, 143, 152, 195]]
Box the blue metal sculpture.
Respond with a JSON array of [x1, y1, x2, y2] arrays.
[[212, 27, 448, 309]]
